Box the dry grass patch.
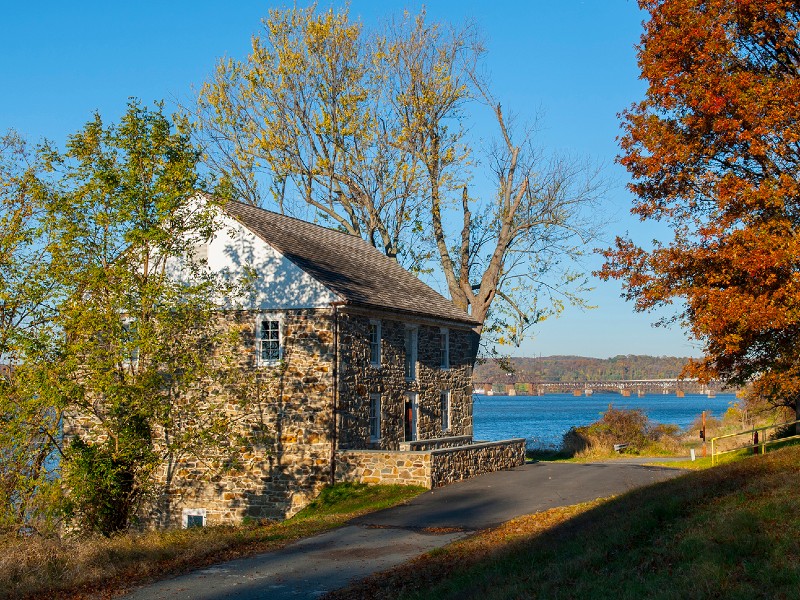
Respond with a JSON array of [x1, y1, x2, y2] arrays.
[[0, 483, 425, 600]]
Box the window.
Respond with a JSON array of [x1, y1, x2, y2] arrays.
[[441, 389, 451, 432], [182, 508, 206, 528], [121, 318, 139, 368], [369, 393, 381, 441], [186, 514, 204, 527], [404, 326, 418, 380], [369, 320, 381, 367], [440, 328, 450, 369], [257, 317, 281, 366]]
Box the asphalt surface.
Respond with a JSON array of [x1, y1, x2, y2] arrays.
[[124, 460, 686, 600]]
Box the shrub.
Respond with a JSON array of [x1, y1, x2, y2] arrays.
[[562, 406, 681, 457], [62, 434, 157, 536]]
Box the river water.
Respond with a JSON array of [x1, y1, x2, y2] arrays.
[[472, 392, 737, 449]]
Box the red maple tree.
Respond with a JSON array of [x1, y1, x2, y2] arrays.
[[601, 0, 800, 414]]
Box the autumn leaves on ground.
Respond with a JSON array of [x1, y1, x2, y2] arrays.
[[327, 446, 800, 600]]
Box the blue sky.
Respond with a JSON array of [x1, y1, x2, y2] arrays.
[[0, 1, 700, 358]]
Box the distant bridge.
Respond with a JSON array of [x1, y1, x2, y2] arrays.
[[473, 379, 730, 397]]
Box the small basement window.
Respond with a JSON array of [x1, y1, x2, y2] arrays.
[[182, 508, 207, 528]]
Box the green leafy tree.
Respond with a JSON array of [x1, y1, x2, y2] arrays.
[[35, 101, 250, 535], [0, 131, 63, 534]]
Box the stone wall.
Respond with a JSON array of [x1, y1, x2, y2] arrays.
[[336, 449, 431, 487], [430, 439, 526, 487], [400, 435, 473, 451], [336, 309, 478, 450], [64, 308, 337, 528], [63, 305, 485, 528], [147, 309, 336, 526], [336, 439, 525, 489]]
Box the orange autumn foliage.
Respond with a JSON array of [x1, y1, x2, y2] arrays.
[[600, 1, 800, 410]]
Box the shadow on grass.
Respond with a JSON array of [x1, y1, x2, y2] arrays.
[[327, 446, 800, 600]]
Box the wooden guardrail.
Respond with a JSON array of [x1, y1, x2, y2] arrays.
[[711, 419, 800, 466]]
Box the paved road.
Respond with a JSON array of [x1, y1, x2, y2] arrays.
[[124, 460, 685, 600]]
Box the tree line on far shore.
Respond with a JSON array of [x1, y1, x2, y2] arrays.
[[473, 355, 693, 384]]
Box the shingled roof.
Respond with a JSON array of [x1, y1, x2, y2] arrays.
[[221, 198, 479, 326]]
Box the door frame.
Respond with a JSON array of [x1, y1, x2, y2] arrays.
[[404, 391, 418, 441]]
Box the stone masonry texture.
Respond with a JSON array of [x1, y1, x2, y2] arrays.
[[336, 439, 526, 489], [147, 309, 336, 526], [336, 311, 478, 450], [64, 306, 521, 528], [336, 450, 432, 487]]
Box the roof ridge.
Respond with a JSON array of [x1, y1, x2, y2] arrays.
[[212, 195, 364, 243]]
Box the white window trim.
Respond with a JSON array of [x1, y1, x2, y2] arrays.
[[256, 314, 283, 367], [404, 325, 418, 381], [369, 393, 381, 442], [182, 507, 207, 528], [369, 320, 382, 368], [441, 389, 451, 432], [440, 327, 450, 370]]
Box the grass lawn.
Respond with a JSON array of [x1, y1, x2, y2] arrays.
[[0, 483, 425, 600], [645, 448, 750, 470], [327, 446, 800, 600]]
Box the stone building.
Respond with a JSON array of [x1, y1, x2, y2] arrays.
[[65, 196, 525, 528]]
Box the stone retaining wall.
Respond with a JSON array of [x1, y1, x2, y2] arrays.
[[336, 449, 432, 487], [335, 438, 525, 489], [430, 439, 526, 487], [399, 435, 473, 451]]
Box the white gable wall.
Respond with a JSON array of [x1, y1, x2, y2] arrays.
[[207, 209, 339, 310]]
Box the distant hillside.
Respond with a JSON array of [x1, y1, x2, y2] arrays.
[[473, 355, 693, 384]]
